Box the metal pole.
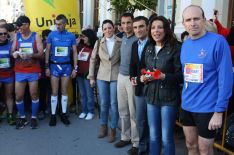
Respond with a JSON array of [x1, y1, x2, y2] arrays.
[[171, 0, 176, 32]]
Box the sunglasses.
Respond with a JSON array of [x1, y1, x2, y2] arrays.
[[0, 32, 7, 36], [79, 34, 85, 38]]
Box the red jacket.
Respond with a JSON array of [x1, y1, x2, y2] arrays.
[[77, 44, 93, 77], [214, 19, 234, 65]]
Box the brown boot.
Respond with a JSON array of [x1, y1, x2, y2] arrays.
[[108, 128, 116, 143], [98, 125, 108, 138]]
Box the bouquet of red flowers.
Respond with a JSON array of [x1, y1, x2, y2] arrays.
[[141, 69, 161, 79]]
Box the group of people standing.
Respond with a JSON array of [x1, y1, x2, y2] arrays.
[[87, 5, 233, 155], [0, 14, 78, 129], [0, 4, 233, 155]]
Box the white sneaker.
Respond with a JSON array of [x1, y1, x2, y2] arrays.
[[85, 113, 94, 120], [79, 113, 87, 119]]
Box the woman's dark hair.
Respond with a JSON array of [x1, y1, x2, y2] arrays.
[[42, 29, 51, 41], [149, 13, 158, 22], [148, 16, 178, 46], [181, 31, 189, 42], [82, 29, 98, 48], [226, 25, 234, 46], [102, 19, 114, 29]]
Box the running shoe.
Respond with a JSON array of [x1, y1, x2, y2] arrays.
[[38, 111, 45, 120], [7, 113, 16, 125], [30, 118, 38, 129], [61, 113, 70, 125], [16, 118, 28, 129], [79, 112, 87, 119], [85, 113, 94, 120], [49, 115, 57, 126]]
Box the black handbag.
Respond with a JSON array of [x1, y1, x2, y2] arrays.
[[94, 39, 100, 79]]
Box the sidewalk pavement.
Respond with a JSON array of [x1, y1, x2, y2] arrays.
[[0, 113, 223, 155]]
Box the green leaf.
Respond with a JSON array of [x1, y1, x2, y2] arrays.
[[43, 0, 55, 8], [109, 0, 157, 15]]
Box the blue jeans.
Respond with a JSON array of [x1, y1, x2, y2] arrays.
[[135, 95, 148, 153], [97, 80, 119, 129], [77, 77, 94, 114], [147, 103, 177, 155]]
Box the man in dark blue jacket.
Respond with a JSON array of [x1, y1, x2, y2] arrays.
[[129, 16, 150, 155]]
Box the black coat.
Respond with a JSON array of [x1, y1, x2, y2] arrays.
[[143, 42, 183, 106], [129, 40, 150, 96]]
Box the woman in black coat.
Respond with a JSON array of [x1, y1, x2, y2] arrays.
[[140, 16, 182, 155]]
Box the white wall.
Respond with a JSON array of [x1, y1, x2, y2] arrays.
[[82, 0, 94, 29], [173, 0, 230, 36], [0, 0, 24, 22]]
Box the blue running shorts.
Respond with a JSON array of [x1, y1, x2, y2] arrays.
[[0, 76, 14, 84], [50, 64, 72, 77], [15, 72, 39, 82]]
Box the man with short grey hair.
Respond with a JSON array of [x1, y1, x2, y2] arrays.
[[181, 5, 233, 155]]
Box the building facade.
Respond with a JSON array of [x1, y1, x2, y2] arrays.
[[173, 0, 233, 35], [0, 0, 233, 37], [0, 0, 24, 23], [79, 0, 234, 37]]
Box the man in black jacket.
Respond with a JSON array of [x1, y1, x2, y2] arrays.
[[129, 16, 150, 155]]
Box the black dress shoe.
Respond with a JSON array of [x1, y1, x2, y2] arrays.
[[127, 147, 139, 155], [138, 151, 148, 155], [114, 140, 131, 148]]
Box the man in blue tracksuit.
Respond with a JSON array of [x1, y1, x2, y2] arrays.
[[45, 14, 77, 126], [180, 5, 233, 155]]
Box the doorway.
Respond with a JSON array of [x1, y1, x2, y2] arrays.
[[228, 0, 234, 27]]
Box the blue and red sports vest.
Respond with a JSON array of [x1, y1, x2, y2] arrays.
[[0, 41, 13, 78], [14, 32, 41, 73]]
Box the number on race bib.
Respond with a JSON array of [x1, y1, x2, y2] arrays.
[[0, 58, 10, 68], [55, 47, 68, 57]]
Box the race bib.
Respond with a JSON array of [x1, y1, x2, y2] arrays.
[[20, 47, 33, 54], [78, 52, 89, 61], [0, 58, 10, 68], [184, 63, 203, 83], [55, 47, 68, 56], [19, 43, 33, 54]]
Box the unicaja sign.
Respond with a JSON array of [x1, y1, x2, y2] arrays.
[[23, 0, 80, 34], [36, 16, 77, 28]]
